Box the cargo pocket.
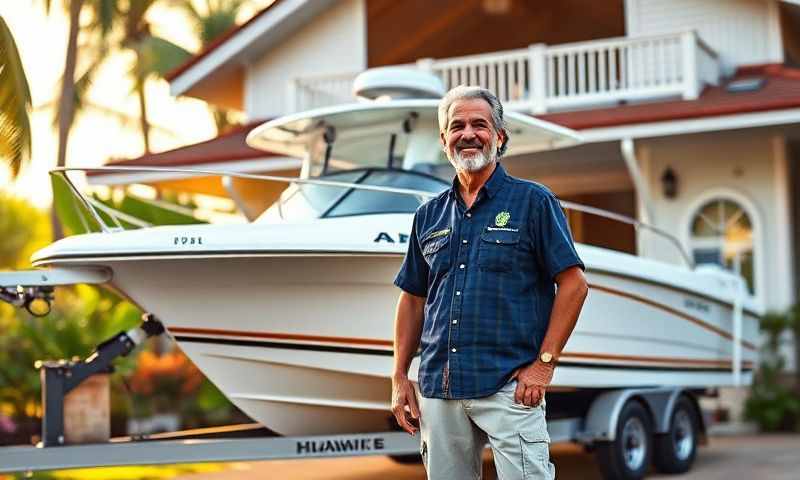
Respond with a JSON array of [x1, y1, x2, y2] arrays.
[[478, 229, 519, 273], [519, 430, 554, 480]]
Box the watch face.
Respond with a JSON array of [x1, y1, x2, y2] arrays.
[[540, 352, 553, 363]]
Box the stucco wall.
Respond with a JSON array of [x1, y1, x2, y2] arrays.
[[636, 129, 794, 312], [625, 0, 783, 70], [244, 0, 366, 118]]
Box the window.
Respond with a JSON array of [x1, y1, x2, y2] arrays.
[[257, 169, 449, 221], [689, 198, 755, 293]]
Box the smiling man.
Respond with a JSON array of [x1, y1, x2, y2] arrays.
[[391, 85, 588, 479]]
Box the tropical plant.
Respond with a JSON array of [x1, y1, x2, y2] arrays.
[[117, 0, 191, 153], [0, 15, 33, 178], [172, 0, 246, 133], [128, 349, 203, 415], [0, 193, 143, 445], [0, 192, 50, 269], [744, 309, 800, 432], [44, 0, 118, 239]]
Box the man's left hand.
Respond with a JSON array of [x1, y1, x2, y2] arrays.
[[512, 360, 554, 407]]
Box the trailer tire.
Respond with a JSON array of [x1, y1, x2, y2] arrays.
[[388, 453, 422, 464], [653, 396, 698, 474], [595, 400, 653, 480]]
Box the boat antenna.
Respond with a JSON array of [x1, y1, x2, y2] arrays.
[[322, 125, 336, 174]]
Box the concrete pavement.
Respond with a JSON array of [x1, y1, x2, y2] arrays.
[[174, 433, 800, 479]]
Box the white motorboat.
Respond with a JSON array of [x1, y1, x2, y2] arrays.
[[18, 96, 760, 437]]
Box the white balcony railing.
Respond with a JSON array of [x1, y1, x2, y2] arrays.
[[292, 31, 721, 114]]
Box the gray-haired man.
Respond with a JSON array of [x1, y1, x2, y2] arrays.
[[391, 86, 588, 479]]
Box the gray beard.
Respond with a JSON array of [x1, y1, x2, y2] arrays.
[[451, 142, 496, 172]]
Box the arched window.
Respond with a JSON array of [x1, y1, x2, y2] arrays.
[[689, 198, 755, 293]]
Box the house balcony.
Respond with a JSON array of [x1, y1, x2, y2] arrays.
[[291, 31, 721, 115]]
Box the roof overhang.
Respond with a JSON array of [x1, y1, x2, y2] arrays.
[[168, 0, 336, 103], [578, 107, 800, 143]]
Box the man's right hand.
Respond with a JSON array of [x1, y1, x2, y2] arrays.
[[391, 375, 420, 435]]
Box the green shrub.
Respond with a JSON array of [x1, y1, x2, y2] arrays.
[[744, 309, 800, 431]]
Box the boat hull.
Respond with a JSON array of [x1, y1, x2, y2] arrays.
[[90, 253, 757, 436]]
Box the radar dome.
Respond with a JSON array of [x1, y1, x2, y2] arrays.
[[353, 67, 445, 101]]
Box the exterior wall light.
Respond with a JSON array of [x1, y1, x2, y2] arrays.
[[661, 167, 678, 199]]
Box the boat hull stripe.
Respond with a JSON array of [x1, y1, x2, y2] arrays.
[[172, 335, 753, 371], [170, 326, 393, 347], [590, 284, 757, 351]]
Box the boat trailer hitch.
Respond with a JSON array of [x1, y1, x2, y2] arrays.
[[37, 313, 165, 446]]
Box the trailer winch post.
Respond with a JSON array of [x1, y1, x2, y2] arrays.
[[38, 314, 165, 446]]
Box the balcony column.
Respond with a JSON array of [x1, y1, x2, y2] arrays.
[[681, 31, 700, 100], [416, 58, 434, 72], [529, 44, 547, 114]]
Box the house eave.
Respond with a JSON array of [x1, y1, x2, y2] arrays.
[[169, 0, 336, 99]]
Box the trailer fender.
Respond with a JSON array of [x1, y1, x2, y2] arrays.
[[579, 388, 693, 443]]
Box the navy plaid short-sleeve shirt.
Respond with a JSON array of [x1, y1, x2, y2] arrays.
[[394, 162, 584, 399]]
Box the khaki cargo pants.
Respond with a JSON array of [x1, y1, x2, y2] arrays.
[[415, 379, 555, 480]]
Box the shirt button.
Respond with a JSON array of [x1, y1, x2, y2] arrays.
[[466, 212, 472, 218], [451, 348, 457, 353], [462, 239, 468, 244], [455, 291, 461, 296], [496, 240, 500, 244], [459, 264, 465, 269], [452, 319, 458, 324]]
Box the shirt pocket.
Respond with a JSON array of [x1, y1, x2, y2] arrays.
[[479, 228, 520, 273], [422, 234, 451, 273]]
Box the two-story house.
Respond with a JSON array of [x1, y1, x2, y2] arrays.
[[91, 0, 800, 387]]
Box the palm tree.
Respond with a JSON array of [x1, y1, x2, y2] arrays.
[[45, 0, 118, 238], [0, 15, 33, 179], [172, 0, 246, 133], [118, 0, 191, 153]]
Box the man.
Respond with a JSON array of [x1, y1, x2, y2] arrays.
[[391, 85, 588, 480]]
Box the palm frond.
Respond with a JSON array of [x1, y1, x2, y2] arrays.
[[91, 0, 120, 37], [170, 0, 246, 47], [0, 16, 32, 178], [137, 35, 192, 78], [200, 9, 239, 46]]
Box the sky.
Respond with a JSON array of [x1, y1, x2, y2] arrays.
[[0, 1, 273, 208]]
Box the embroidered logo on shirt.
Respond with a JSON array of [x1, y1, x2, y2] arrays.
[[427, 228, 451, 240], [495, 211, 511, 227]]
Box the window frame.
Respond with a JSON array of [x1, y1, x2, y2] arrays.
[[682, 189, 763, 301]]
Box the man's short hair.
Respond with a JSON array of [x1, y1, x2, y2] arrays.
[[437, 85, 509, 158]]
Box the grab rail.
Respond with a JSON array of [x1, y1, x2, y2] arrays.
[[50, 166, 694, 267]]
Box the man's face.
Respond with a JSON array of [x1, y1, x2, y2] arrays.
[[440, 98, 504, 173]]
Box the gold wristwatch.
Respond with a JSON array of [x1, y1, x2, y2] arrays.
[[539, 351, 555, 365]]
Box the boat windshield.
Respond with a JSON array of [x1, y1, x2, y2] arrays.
[[258, 168, 449, 221]]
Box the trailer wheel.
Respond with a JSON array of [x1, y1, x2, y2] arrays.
[[653, 396, 698, 474], [388, 453, 422, 464], [595, 400, 653, 480]]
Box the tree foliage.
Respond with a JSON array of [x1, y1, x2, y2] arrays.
[[0, 16, 33, 178], [0, 192, 50, 269]]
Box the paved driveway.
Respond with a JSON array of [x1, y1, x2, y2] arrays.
[[175, 434, 799, 480]]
